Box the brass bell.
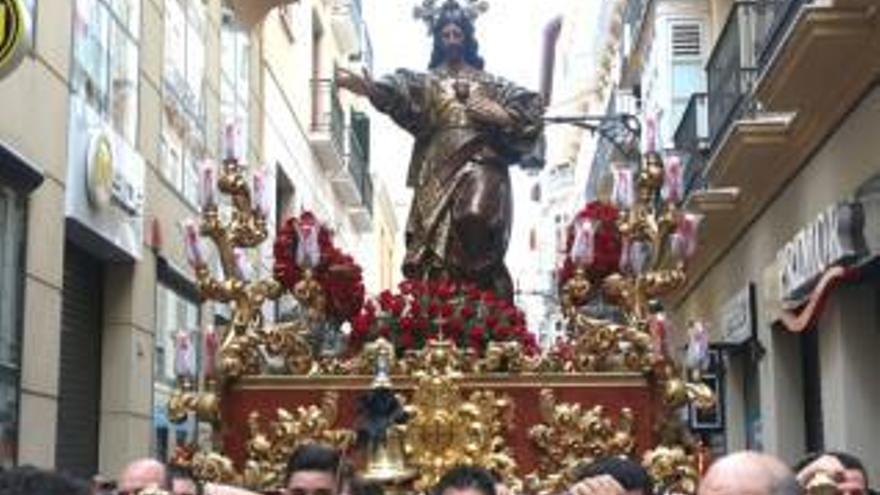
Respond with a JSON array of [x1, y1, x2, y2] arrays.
[[361, 427, 417, 488]]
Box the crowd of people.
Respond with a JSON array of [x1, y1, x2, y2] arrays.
[[0, 444, 873, 495]]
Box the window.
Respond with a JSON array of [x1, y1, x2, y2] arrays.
[[152, 282, 199, 461], [669, 21, 705, 140], [0, 184, 24, 468], [161, 0, 207, 206], [72, 0, 140, 144], [221, 7, 251, 161]]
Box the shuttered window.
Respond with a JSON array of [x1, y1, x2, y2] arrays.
[[669, 21, 706, 138]]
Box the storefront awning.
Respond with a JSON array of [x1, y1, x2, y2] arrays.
[[0, 142, 43, 193]]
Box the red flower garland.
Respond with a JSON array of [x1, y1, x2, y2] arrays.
[[349, 280, 539, 357], [274, 212, 365, 322], [558, 200, 622, 290]]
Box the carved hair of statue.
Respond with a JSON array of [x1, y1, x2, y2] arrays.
[[423, 0, 487, 70]]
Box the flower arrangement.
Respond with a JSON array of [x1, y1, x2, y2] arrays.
[[558, 200, 622, 291], [274, 211, 365, 322], [349, 279, 539, 356]]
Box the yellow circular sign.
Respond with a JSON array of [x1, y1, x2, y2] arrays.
[[0, 0, 27, 77], [87, 131, 115, 208]]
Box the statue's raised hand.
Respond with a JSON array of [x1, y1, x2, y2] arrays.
[[335, 67, 375, 97]]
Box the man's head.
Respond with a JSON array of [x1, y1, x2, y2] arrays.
[[699, 451, 801, 495], [428, 3, 484, 70], [0, 465, 89, 495], [795, 451, 869, 495], [572, 456, 653, 495], [433, 466, 497, 495], [119, 458, 167, 495], [285, 444, 343, 495]]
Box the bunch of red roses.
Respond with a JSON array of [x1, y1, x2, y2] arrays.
[[558, 200, 622, 291], [274, 211, 365, 322], [349, 280, 539, 356]]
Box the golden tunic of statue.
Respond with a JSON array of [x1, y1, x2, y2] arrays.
[[337, 0, 544, 300]]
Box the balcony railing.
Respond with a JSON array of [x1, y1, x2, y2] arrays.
[[755, 0, 812, 68], [706, 0, 813, 151], [673, 93, 709, 196], [706, 1, 760, 149], [311, 79, 345, 158]]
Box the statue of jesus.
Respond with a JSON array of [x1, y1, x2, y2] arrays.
[[336, 0, 544, 301]]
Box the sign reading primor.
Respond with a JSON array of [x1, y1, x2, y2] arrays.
[[777, 202, 865, 306]]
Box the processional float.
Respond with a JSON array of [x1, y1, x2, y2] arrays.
[[166, 1, 719, 494]]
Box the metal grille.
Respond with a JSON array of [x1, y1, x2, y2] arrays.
[[55, 244, 103, 478]]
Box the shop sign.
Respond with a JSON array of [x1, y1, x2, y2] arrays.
[[720, 284, 754, 345], [776, 202, 864, 305], [0, 0, 31, 79], [66, 97, 144, 260]]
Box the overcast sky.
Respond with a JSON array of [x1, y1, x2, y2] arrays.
[[361, 0, 588, 282]]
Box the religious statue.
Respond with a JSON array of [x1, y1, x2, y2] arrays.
[[336, 0, 544, 301]]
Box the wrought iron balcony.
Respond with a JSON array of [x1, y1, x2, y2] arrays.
[[754, 0, 813, 68], [673, 93, 708, 197], [706, 1, 761, 149], [310, 79, 346, 171]]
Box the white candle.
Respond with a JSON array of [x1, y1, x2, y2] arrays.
[[662, 155, 685, 204], [252, 168, 268, 217], [174, 330, 196, 380], [571, 218, 596, 267], [199, 160, 217, 209], [233, 248, 252, 280], [644, 115, 657, 154], [611, 167, 635, 209], [223, 120, 241, 162], [181, 220, 205, 268]]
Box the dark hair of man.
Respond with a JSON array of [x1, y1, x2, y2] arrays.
[[572, 456, 653, 493], [794, 451, 869, 487], [0, 465, 89, 495], [433, 465, 497, 495], [285, 443, 342, 483], [829, 451, 869, 487], [428, 9, 485, 70]]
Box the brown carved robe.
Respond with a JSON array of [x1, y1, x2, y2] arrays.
[[370, 65, 544, 300]]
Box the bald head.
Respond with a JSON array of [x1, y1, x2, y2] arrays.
[[118, 458, 167, 494], [699, 452, 801, 495]]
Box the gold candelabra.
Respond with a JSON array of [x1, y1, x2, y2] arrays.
[[558, 150, 715, 493]]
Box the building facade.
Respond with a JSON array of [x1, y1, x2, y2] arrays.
[[0, 0, 380, 478], [588, 0, 880, 479]]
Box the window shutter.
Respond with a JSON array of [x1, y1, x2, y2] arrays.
[[671, 22, 702, 59]]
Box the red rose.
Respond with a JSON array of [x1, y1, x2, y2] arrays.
[[378, 324, 391, 338], [399, 330, 415, 349], [400, 316, 415, 333], [459, 305, 476, 321], [352, 312, 373, 337], [447, 317, 464, 337], [440, 302, 454, 318], [485, 314, 499, 330]]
